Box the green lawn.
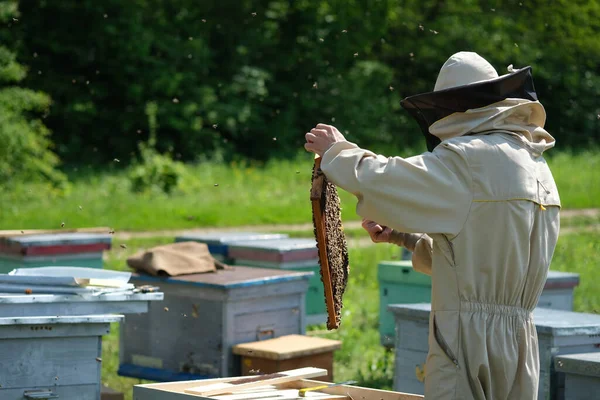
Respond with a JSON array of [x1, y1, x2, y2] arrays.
[[99, 228, 600, 399], [1, 150, 598, 231]]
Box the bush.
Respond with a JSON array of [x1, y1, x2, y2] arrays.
[[127, 102, 187, 194]]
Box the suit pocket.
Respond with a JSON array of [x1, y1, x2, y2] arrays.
[[433, 315, 459, 368]]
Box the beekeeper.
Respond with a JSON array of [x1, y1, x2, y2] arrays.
[[304, 51, 560, 400]]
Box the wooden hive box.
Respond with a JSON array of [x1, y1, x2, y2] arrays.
[[228, 238, 326, 326], [378, 264, 580, 348], [0, 314, 122, 400], [388, 303, 600, 400], [175, 232, 289, 263], [554, 352, 600, 400], [232, 335, 341, 382], [133, 376, 424, 400], [0, 232, 112, 273], [118, 266, 312, 382]]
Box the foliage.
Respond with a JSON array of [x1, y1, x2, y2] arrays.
[[13, 1, 599, 166], [128, 101, 188, 194], [0, 0, 66, 189]]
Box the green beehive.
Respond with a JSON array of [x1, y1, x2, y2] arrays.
[[378, 260, 431, 347], [228, 238, 326, 326], [378, 260, 580, 347]]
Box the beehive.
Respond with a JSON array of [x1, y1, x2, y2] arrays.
[[118, 266, 312, 381], [388, 303, 600, 400], [0, 233, 112, 273], [228, 238, 326, 325], [378, 262, 580, 347], [175, 232, 289, 263]]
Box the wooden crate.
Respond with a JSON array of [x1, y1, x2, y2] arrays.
[[229, 239, 326, 325], [0, 232, 112, 273], [175, 232, 289, 263], [388, 303, 600, 400], [232, 335, 341, 382], [0, 314, 122, 400], [133, 377, 424, 400], [378, 265, 580, 347], [118, 266, 312, 382], [555, 352, 600, 400]]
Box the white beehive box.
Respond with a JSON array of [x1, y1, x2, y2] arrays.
[[0, 314, 122, 400], [388, 303, 600, 400], [554, 352, 600, 400], [119, 266, 312, 382]]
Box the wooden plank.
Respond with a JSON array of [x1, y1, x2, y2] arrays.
[[184, 367, 328, 396], [232, 334, 341, 360], [280, 379, 424, 400]]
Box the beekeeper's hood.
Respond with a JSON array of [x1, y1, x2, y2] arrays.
[[400, 52, 555, 155]]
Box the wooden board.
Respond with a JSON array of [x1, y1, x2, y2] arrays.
[[232, 334, 341, 360], [184, 367, 328, 396], [133, 378, 424, 400]]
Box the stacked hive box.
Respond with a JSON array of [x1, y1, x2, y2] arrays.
[[554, 352, 600, 400], [118, 266, 312, 381], [0, 286, 163, 399], [174, 232, 289, 263], [228, 238, 326, 326], [378, 260, 580, 347], [0, 233, 112, 273], [0, 314, 122, 399], [388, 303, 600, 400]]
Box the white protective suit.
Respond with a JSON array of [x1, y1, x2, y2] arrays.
[[319, 54, 561, 400]]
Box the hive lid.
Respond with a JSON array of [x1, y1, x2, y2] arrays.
[[228, 238, 317, 252], [175, 232, 289, 246], [1, 233, 113, 247], [232, 334, 342, 360], [388, 303, 600, 336], [544, 270, 580, 289], [555, 352, 600, 377], [377, 260, 431, 286], [130, 266, 313, 288]]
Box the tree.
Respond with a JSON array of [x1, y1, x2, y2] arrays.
[[0, 0, 66, 188]]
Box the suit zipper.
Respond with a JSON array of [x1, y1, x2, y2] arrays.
[[433, 317, 459, 368]]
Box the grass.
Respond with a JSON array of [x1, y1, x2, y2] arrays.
[[0, 150, 598, 231], [98, 227, 600, 399]]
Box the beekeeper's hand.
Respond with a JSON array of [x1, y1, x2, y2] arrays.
[[362, 218, 394, 244], [362, 218, 423, 251], [304, 123, 346, 156]]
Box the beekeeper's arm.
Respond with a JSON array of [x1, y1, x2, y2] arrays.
[[362, 219, 433, 275]]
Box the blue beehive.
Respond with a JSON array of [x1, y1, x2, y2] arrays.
[[174, 232, 289, 263]]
